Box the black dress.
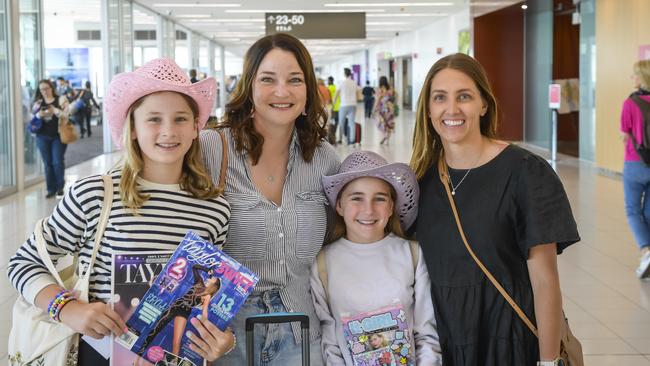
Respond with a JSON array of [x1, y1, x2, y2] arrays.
[[416, 145, 580, 366]]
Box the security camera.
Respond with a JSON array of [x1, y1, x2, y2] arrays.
[[395, 32, 399, 37]]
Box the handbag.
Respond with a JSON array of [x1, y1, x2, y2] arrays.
[[28, 115, 43, 134], [436, 156, 584, 366], [58, 113, 78, 144], [8, 175, 114, 366]]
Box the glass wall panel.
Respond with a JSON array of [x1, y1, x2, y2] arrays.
[[133, 4, 158, 68], [20, 0, 42, 182], [175, 26, 189, 70], [199, 37, 209, 76], [0, 0, 15, 192]]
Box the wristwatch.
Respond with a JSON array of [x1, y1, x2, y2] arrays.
[[537, 358, 565, 366]]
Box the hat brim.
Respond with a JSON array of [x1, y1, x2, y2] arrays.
[[322, 162, 419, 230], [104, 73, 216, 148]]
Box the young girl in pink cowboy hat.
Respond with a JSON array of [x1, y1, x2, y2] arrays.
[[8, 58, 234, 364], [310, 150, 442, 366]]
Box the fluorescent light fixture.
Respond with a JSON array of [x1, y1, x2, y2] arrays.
[[367, 21, 410, 25], [173, 14, 211, 18], [188, 18, 264, 23], [324, 2, 453, 7], [367, 12, 447, 16], [225, 9, 385, 13], [470, 1, 515, 6], [152, 3, 241, 7]]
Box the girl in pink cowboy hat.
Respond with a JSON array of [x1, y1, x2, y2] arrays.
[[8, 58, 234, 364], [311, 150, 442, 366]]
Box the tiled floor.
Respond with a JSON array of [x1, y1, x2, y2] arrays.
[[1, 109, 649, 365]]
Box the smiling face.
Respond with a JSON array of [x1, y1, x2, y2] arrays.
[[251, 48, 307, 131], [131, 91, 198, 176], [336, 177, 395, 244], [428, 68, 487, 148]]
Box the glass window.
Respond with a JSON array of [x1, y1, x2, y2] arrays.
[[0, 0, 15, 192]]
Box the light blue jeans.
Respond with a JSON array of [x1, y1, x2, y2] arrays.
[[338, 105, 357, 144], [213, 289, 323, 366], [623, 161, 650, 250]]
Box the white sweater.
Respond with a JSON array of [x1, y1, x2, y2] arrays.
[[310, 234, 442, 365]]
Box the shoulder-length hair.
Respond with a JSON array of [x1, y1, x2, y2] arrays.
[[119, 91, 221, 213], [635, 60, 650, 90], [410, 53, 499, 180], [34, 79, 58, 103], [222, 33, 327, 165]]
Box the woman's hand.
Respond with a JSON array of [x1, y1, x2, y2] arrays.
[[186, 316, 236, 361], [58, 300, 128, 339]]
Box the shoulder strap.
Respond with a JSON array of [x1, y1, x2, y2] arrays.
[[218, 130, 228, 191], [437, 155, 539, 338], [408, 241, 419, 272], [630, 96, 650, 147], [317, 251, 329, 302], [81, 174, 114, 279]]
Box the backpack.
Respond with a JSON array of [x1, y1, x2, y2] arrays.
[[628, 95, 650, 165], [316, 240, 420, 302]]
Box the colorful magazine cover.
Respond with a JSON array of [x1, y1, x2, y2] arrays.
[[115, 231, 260, 366], [111, 251, 173, 366], [341, 304, 414, 366]]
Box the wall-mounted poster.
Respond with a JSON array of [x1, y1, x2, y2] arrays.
[[45, 48, 89, 88]]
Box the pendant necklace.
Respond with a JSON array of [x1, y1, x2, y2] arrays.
[[448, 150, 483, 196], [267, 175, 274, 183]]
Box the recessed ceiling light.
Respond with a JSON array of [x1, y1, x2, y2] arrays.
[[367, 12, 447, 16], [173, 14, 211, 18], [188, 18, 264, 23]]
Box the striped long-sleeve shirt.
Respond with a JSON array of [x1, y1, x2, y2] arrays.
[[200, 128, 340, 342], [7, 170, 230, 305]]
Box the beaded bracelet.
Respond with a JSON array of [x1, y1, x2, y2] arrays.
[[47, 290, 76, 322], [224, 328, 237, 356]]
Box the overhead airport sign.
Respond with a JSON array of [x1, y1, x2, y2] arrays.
[[265, 12, 366, 39]]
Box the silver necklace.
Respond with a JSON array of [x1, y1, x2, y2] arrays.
[[267, 175, 274, 183], [448, 169, 472, 196]]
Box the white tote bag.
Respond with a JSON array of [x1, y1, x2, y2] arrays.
[[8, 175, 113, 366]]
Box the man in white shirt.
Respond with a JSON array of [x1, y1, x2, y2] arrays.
[[334, 68, 359, 145]]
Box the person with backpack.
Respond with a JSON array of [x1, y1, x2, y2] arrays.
[[311, 150, 442, 365], [621, 59, 650, 279]]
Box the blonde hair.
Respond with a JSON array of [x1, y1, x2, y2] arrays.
[[330, 178, 405, 243], [410, 53, 499, 180], [119, 92, 221, 213], [634, 60, 650, 89]]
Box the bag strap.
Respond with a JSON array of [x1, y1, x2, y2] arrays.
[[437, 155, 539, 337], [81, 175, 114, 279], [218, 130, 228, 191], [317, 251, 329, 302], [34, 175, 113, 287], [409, 241, 419, 270]]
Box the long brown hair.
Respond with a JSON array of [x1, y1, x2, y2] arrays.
[[410, 53, 499, 180], [222, 33, 327, 165], [330, 179, 405, 243], [119, 91, 221, 213]]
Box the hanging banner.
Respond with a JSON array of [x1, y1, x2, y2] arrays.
[[265, 12, 365, 39]]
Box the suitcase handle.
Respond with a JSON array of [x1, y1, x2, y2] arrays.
[[246, 312, 310, 366], [245, 312, 309, 330]]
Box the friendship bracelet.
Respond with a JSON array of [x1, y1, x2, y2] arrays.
[[47, 290, 77, 322]]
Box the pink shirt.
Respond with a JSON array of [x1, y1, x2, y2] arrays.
[[620, 94, 650, 161]]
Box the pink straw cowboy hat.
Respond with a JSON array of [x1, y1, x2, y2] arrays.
[[104, 58, 216, 148], [322, 150, 420, 230]]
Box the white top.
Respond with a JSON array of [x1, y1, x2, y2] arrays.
[[310, 234, 442, 366], [338, 78, 359, 107]]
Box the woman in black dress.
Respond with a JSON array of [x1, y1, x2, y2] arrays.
[[409, 53, 580, 366]]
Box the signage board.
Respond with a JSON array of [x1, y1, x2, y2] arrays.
[[265, 12, 365, 39], [549, 84, 561, 109]]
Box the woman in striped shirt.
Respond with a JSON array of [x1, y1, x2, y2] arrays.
[[200, 33, 340, 365], [8, 58, 234, 364]]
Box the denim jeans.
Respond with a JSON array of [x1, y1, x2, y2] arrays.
[[623, 161, 650, 250], [213, 289, 323, 366], [338, 105, 357, 144], [35, 134, 66, 194]]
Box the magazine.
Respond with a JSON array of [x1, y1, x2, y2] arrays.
[[115, 231, 260, 366], [341, 303, 414, 366], [111, 251, 173, 366]]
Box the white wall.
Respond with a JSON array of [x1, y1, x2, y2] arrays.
[[316, 8, 470, 109]]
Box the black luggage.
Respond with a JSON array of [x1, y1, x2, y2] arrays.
[[355, 122, 362, 144], [246, 312, 310, 366]]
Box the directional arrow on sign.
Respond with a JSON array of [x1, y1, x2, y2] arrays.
[[267, 15, 274, 24]]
